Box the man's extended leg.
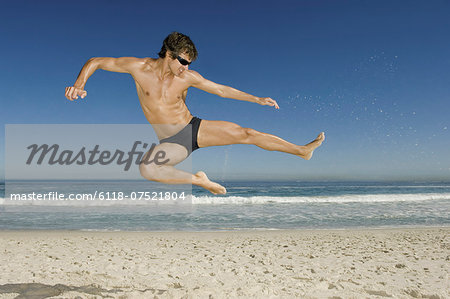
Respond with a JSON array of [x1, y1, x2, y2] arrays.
[[139, 143, 226, 194], [197, 120, 325, 160]]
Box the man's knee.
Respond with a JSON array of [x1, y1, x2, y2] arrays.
[[239, 127, 258, 144], [139, 162, 163, 181]]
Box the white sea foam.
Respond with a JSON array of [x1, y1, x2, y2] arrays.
[[190, 193, 450, 205], [1, 193, 449, 206]]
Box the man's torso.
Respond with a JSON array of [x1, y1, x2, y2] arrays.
[[131, 58, 194, 139]]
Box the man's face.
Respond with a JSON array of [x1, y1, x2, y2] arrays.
[[169, 52, 192, 76]]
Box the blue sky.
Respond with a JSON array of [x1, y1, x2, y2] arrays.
[[1, 0, 449, 181]]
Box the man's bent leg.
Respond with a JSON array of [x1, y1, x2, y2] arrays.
[[197, 120, 325, 160], [139, 143, 226, 194]]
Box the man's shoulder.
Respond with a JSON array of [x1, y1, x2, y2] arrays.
[[114, 57, 153, 72], [135, 57, 156, 71], [183, 69, 202, 82]]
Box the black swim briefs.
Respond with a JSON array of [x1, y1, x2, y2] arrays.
[[159, 116, 202, 155]]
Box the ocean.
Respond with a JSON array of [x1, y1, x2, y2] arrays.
[[0, 181, 449, 231]]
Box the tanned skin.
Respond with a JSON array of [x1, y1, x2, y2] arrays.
[[65, 51, 325, 194]]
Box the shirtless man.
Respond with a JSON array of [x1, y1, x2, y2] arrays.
[[65, 32, 325, 194]]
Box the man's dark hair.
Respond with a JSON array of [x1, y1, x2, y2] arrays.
[[158, 32, 198, 61]]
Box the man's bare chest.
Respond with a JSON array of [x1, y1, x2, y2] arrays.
[[133, 72, 187, 104]]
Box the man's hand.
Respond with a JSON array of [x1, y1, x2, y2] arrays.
[[258, 97, 280, 109], [65, 86, 87, 101]]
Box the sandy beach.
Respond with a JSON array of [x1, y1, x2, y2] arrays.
[[0, 228, 448, 298]]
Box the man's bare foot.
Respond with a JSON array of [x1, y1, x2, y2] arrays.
[[298, 132, 325, 160], [194, 171, 227, 195]]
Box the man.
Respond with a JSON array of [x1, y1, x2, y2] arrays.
[[65, 32, 325, 194]]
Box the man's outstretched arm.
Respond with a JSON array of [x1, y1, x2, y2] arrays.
[[189, 70, 279, 109], [65, 57, 144, 101]]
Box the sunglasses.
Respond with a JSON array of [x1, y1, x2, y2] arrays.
[[176, 56, 192, 66]]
